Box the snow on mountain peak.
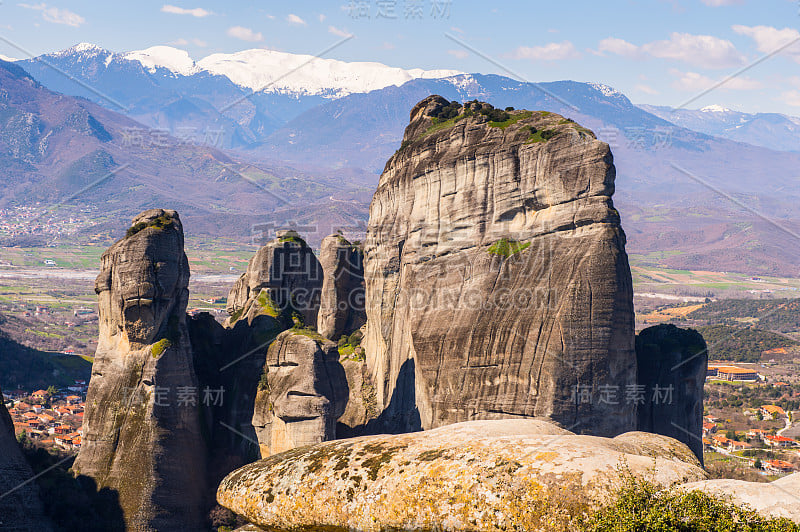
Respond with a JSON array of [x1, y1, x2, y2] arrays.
[[0, 54, 17, 62], [125, 46, 199, 76], [196, 48, 462, 97], [589, 83, 622, 97], [700, 104, 731, 113]]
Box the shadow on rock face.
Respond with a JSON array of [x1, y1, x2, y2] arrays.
[[340, 358, 422, 438]]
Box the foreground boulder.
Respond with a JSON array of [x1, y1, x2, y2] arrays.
[[0, 386, 53, 530], [363, 96, 637, 435], [251, 329, 349, 457], [74, 209, 208, 530], [636, 324, 708, 463], [680, 473, 800, 523], [218, 419, 706, 531]]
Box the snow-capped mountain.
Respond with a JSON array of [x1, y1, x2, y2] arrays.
[[639, 103, 800, 152], [195, 48, 460, 97], [36, 42, 461, 97], [17, 42, 462, 148]]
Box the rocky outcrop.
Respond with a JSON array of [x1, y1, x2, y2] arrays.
[[0, 386, 53, 531], [217, 419, 706, 531], [363, 96, 636, 436], [317, 234, 365, 340], [251, 330, 348, 457], [226, 230, 323, 329], [74, 209, 208, 531], [636, 324, 707, 463], [680, 473, 800, 523]]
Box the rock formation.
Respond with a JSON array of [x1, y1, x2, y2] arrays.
[[74, 209, 208, 531], [317, 234, 366, 340], [217, 419, 706, 531], [679, 473, 800, 523], [636, 324, 707, 463], [226, 230, 323, 329], [251, 330, 348, 457], [0, 386, 53, 531], [363, 96, 636, 436]]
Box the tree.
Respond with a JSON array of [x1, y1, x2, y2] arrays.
[[754, 458, 762, 470], [17, 430, 27, 446]]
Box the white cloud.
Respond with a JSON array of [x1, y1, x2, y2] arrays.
[[634, 84, 659, 95], [18, 3, 84, 27], [701, 0, 743, 5], [779, 90, 800, 107], [670, 69, 762, 91], [328, 25, 352, 38], [170, 37, 206, 47], [732, 25, 800, 62], [318, 14, 326, 22], [161, 5, 212, 17], [597, 37, 640, 58], [381, 41, 396, 50], [790, 76, 800, 89], [447, 49, 468, 59], [227, 26, 264, 42], [287, 13, 307, 26], [511, 41, 580, 61], [642, 32, 744, 68]]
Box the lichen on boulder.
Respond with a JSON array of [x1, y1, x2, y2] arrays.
[[217, 420, 707, 532]]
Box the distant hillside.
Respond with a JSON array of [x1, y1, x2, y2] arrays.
[[0, 313, 91, 389], [696, 324, 798, 363], [689, 299, 800, 334], [0, 59, 369, 247]]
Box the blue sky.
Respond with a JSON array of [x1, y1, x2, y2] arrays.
[[1, 0, 799, 114]]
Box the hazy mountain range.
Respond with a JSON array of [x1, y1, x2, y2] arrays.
[[4, 44, 800, 277]]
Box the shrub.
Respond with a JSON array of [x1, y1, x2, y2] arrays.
[[583, 475, 798, 531], [487, 238, 530, 257]]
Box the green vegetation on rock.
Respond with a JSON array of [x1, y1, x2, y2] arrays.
[[256, 290, 281, 318], [151, 338, 171, 358], [488, 238, 531, 257], [125, 214, 174, 238], [526, 126, 558, 144]]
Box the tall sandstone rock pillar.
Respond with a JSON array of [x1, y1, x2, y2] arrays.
[[74, 209, 207, 531], [363, 96, 637, 436], [636, 324, 708, 463]]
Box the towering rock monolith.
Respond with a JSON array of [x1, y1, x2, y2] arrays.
[[363, 96, 636, 436], [226, 230, 323, 329], [317, 234, 366, 340], [0, 386, 53, 531], [636, 324, 707, 463], [74, 209, 208, 531], [251, 330, 349, 457]]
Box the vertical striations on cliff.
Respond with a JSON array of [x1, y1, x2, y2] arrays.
[[74, 209, 208, 531], [363, 96, 637, 436], [636, 324, 708, 464], [317, 233, 366, 340]]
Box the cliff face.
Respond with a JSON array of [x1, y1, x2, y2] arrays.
[[251, 330, 348, 457], [636, 324, 707, 463], [317, 234, 366, 340], [0, 386, 52, 531], [363, 96, 636, 436], [226, 230, 323, 329], [74, 209, 207, 531]]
